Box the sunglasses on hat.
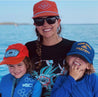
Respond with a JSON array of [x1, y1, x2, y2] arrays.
[[33, 16, 59, 26]]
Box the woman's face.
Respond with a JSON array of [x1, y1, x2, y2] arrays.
[[34, 16, 61, 39], [8, 61, 27, 78]]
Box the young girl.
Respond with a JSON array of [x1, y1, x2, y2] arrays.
[[0, 43, 42, 97], [51, 42, 98, 97], [25, 0, 75, 96]]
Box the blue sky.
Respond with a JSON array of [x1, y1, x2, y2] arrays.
[[0, 0, 98, 24]]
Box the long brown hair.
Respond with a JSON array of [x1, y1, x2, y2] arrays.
[[35, 21, 62, 69], [23, 56, 34, 74]]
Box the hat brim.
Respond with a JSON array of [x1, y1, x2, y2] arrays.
[[0, 57, 25, 65], [67, 52, 92, 64], [32, 12, 59, 18]]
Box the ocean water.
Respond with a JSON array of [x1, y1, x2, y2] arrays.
[[0, 24, 98, 80]]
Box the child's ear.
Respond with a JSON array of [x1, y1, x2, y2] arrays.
[[86, 64, 90, 70]]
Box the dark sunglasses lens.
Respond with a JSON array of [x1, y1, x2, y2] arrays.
[[34, 18, 44, 26], [46, 17, 57, 24], [34, 16, 58, 26]]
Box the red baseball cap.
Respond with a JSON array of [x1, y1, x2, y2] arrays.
[[33, 0, 59, 18], [0, 43, 29, 65]]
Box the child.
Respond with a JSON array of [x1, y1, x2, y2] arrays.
[[51, 42, 98, 97], [0, 43, 42, 97]]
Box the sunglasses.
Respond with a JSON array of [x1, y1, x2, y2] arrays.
[[33, 16, 59, 26]]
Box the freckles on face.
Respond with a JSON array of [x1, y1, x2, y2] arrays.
[[8, 61, 27, 78]]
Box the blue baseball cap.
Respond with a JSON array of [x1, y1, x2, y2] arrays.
[[67, 42, 95, 64]]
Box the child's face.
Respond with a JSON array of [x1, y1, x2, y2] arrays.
[[8, 61, 27, 78], [66, 55, 89, 72]]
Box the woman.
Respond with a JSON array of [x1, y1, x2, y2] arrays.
[[25, 0, 75, 97]]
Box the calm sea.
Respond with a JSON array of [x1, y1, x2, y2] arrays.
[[0, 24, 98, 80]]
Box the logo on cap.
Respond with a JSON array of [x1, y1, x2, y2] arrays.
[[76, 43, 91, 54], [38, 2, 51, 10], [81, 45, 87, 49], [5, 49, 19, 58]]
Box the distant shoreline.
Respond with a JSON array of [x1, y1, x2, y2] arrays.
[[0, 22, 98, 25], [0, 22, 32, 25]]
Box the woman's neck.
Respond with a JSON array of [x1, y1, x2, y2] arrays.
[[42, 36, 62, 46]]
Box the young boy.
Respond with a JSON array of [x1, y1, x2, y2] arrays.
[[0, 43, 42, 97], [51, 42, 98, 97]]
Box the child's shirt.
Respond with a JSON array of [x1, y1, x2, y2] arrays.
[[51, 73, 98, 97], [0, 73, 42, 97]]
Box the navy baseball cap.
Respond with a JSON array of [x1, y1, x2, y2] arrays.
[[67, 42, 95, 64]]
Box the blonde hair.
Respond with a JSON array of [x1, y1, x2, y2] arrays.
[[85, 63, 95, 74], [64, 55, 95, 75]]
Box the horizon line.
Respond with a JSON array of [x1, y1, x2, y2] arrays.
[[0, 22, 98, 25]]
